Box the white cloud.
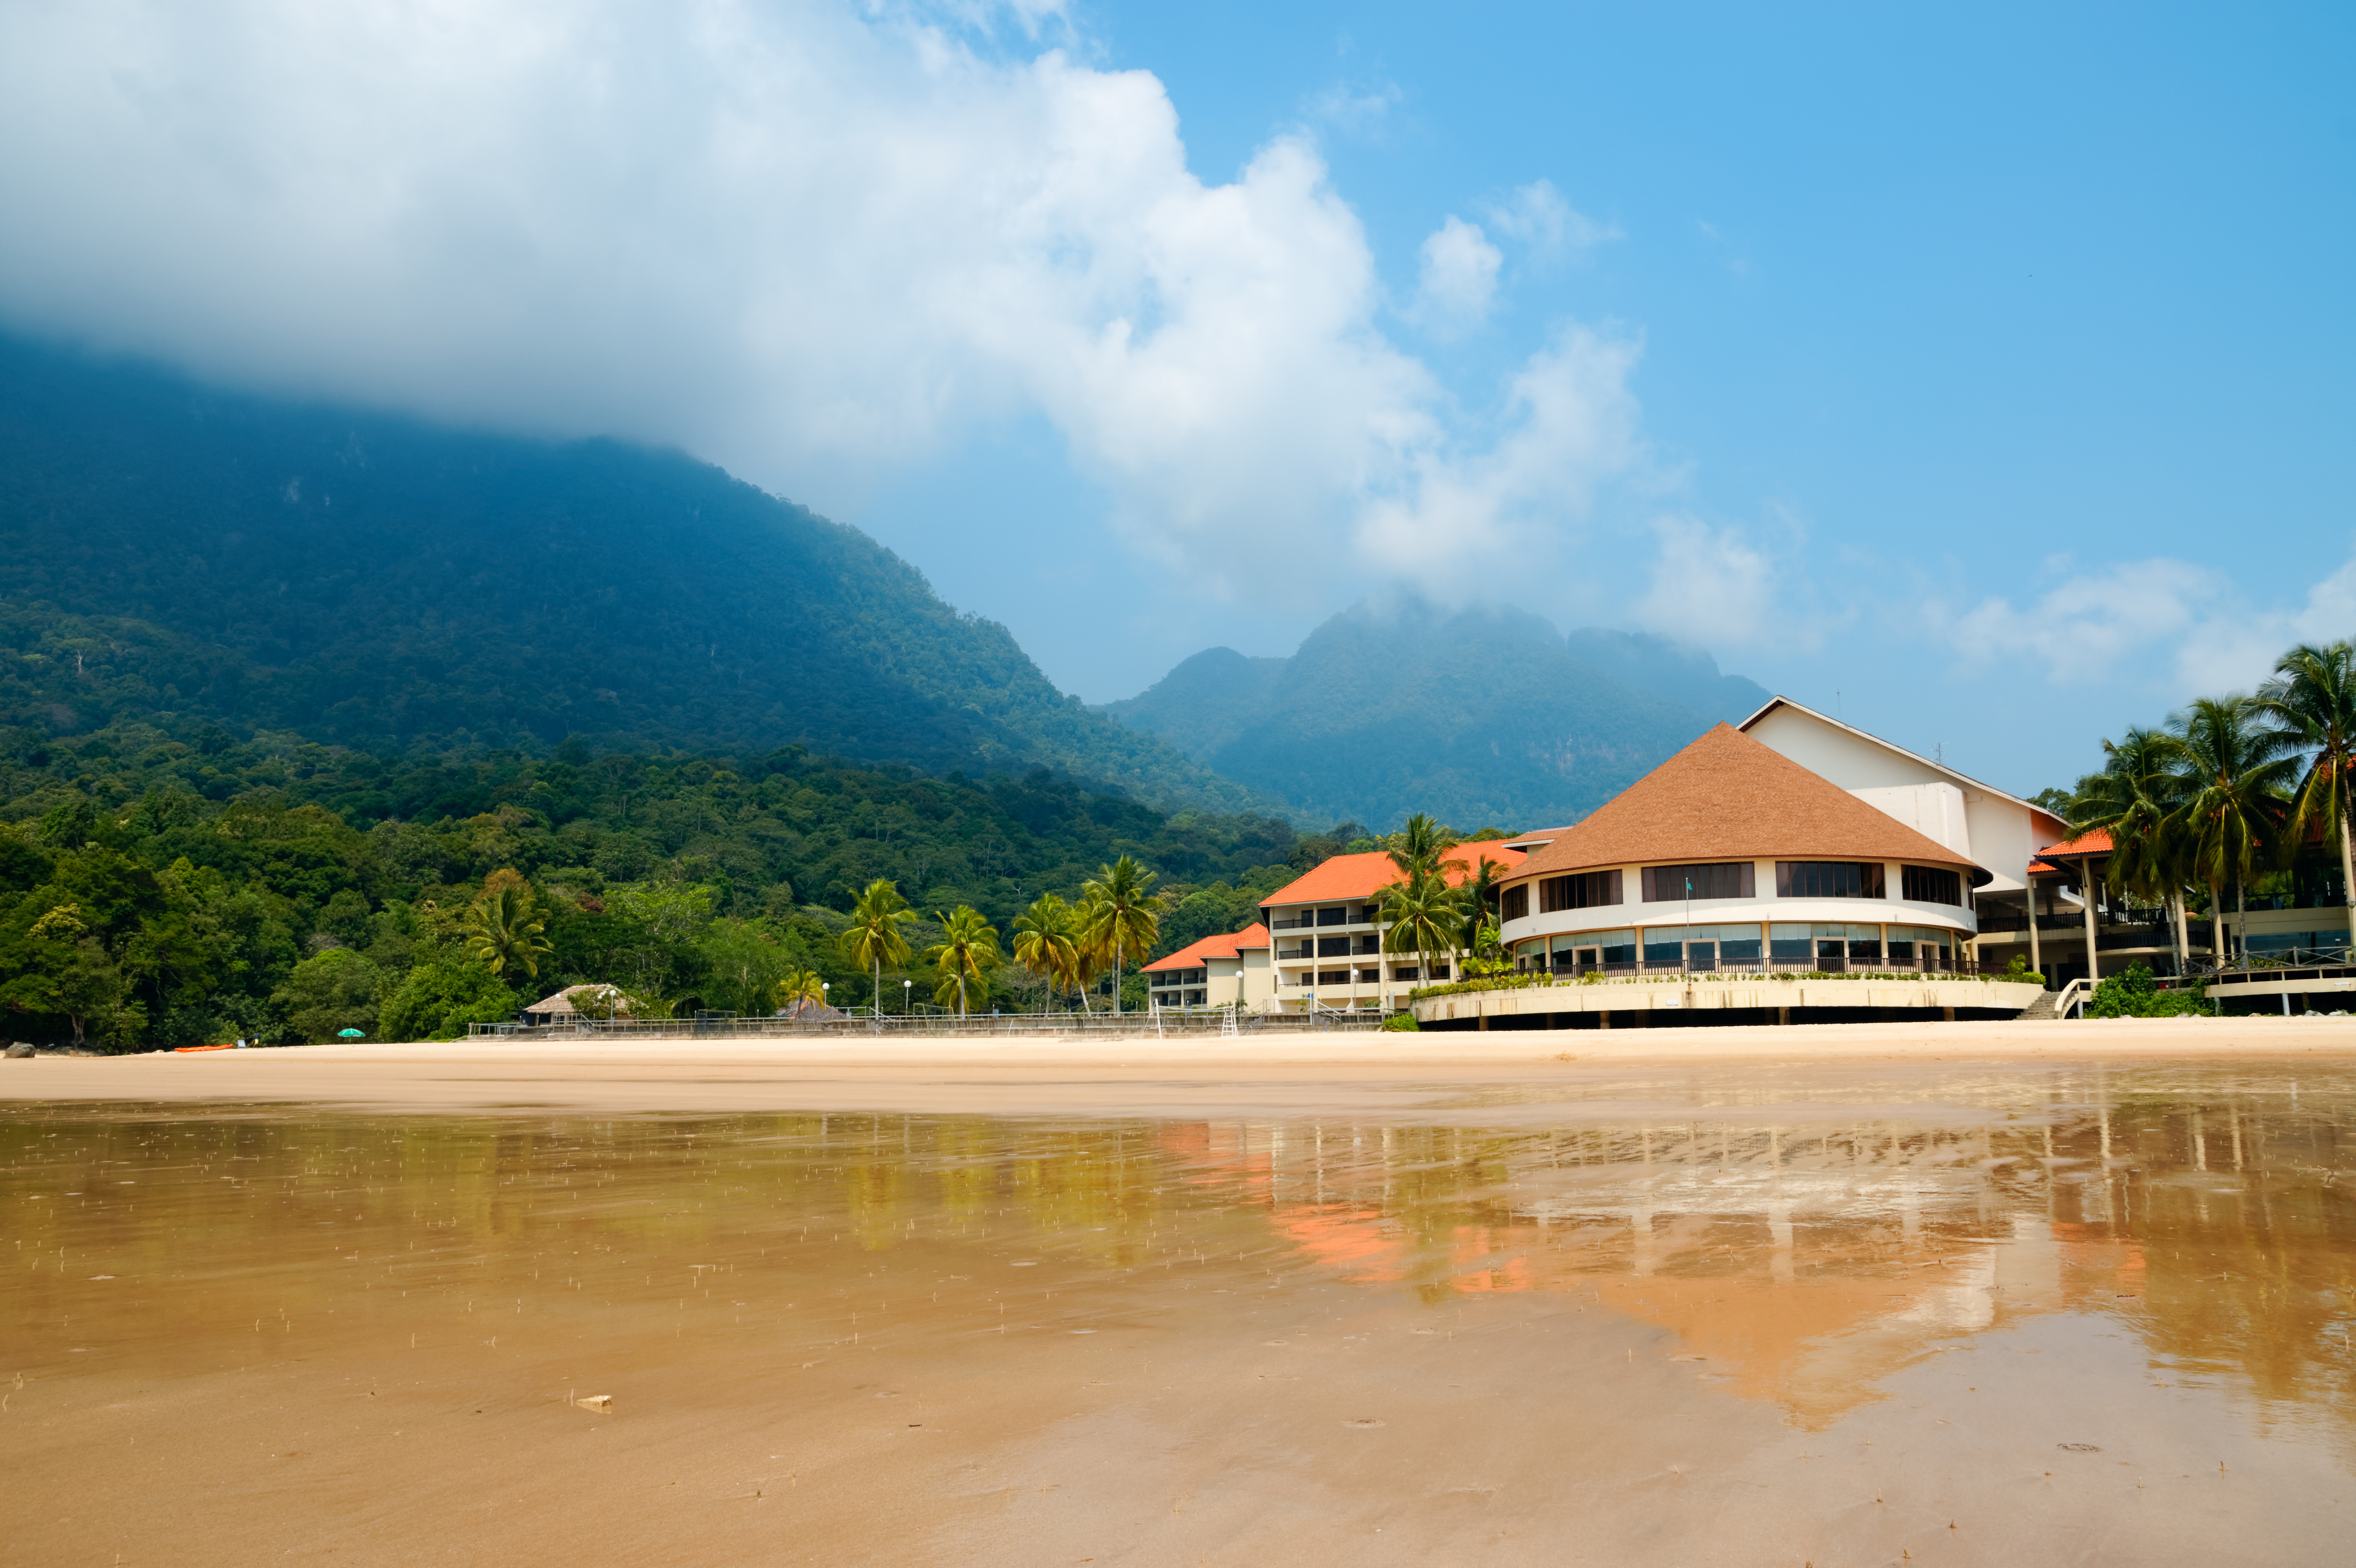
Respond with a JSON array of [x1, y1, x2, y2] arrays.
[[0, 0, 1649, 605], [1634, 515, 1789, 650], [1406, 215, 1501, 336], [1946, 543, 2356, 696], [1353, 324, 1645, 578], [1486, 179, 1619, 260]]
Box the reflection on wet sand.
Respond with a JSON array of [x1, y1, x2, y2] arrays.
[[5, 1062, 2354, 1564]]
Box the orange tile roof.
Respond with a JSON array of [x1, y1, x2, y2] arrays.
[[1259, 843, 1527, 909], [1512, 723, 1982, 880], [2036, 829, 2113, 858], [1144, 923, 1269, 973]]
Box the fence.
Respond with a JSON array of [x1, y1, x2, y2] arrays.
[[469, 1007, 1387, 1042]]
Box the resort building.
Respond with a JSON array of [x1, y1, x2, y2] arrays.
[[1494, 723, 1987, 977], [1143, 923, 1270, 1011], [1253, 841, 1526, 1013]]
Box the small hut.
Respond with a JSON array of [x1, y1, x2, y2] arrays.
[[521, 984, 634, 1026], [774, 996, 849, 1023]]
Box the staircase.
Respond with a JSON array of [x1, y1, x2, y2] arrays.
[[2023, 978, 2094, 1021], [2019, 989, 2062, 1022]]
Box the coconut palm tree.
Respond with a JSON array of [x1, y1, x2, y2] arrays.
[[2162, 695, 2300, 967], [1456, 854, 1506, 956], [462, 883, 553, 978], [1010, 893, 1080, 1012], [1378, 868, 1464, 992], [838, 877, 916, 1017], [925, 905, 1000, 1018], [2257, 640, 2356, 958], [1079, 857, 1167, 1017], [2071, 726, 2193, 971], [1386, 813, 1455, 880], [773, 968, 826, 1012]]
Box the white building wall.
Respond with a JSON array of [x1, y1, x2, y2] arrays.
[[1745, 704, 2045, 894]]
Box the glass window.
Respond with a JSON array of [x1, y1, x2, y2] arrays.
[[1316, 968, 1350, 985], [1317, 935, 1351, 957], [1642, 933, 1684, 964], [1501, 883, 1530, 922], [1901, 866, 1964, 906], [1642, 863, 1756, 901], [1316, 906, 1350, 927], [1776, 862, 1887, 899], [1541, 870, 1622, 913]]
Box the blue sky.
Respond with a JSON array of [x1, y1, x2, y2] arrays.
[[1, 1, 2347, 798]]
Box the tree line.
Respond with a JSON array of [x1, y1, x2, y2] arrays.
[[0, 714, 1389, 1048], [2050, 640, 2354, 970]]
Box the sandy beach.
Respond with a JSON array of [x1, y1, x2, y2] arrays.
[[2, 1015, 2351, 1119], [10, 1019, 2356, 1566]]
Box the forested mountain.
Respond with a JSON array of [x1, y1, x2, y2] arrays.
[[1103, 597, 1772, 829], [0, 334, 1272, 814]]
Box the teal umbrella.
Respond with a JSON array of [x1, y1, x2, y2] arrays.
[[337, 1029, 366, 1039]]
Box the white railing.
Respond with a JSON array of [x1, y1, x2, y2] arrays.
[[2051, 977, 2094, 1019]]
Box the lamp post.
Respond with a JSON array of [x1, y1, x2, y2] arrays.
[[902, 977, 912, 1016]]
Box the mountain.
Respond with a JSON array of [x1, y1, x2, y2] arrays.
[[0, 334, 1275, 814], [1103, 597, 1773, 830], [1562, 628, 1772, 727]]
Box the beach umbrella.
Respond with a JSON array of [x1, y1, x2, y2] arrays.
[[337, 1029, 366, 1039]]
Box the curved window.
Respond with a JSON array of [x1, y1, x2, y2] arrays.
[[1901, 866, 1964, 906], [1641, 862, 1754, 901], [1501, 883, 1530, 922], [1776, 861, 1886, 899], [1540, 869, 1621, 913]]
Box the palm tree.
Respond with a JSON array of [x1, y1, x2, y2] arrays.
[[773, 967, 826, 1013], [1069, 887, 1111, 1011], [2257, 640, 2356, 958], [2071, 726, 2192, 971], [925, 905, 1000, 1018], [462, 883, 553, 979], [2162, 695, 2299, 967], [1079, 857, 1167, 1017], [838, 877, 916, 1017], [1456, 854, 1506, 956], [1378, 869, 1464, 994], [1386, 813, 1454, 879], [1010, 893, 1079, 1013]]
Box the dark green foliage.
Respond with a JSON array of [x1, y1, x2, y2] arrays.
[[1104, 598, 1756, 830], [2087, 962, 2211, 1018], [378, 961, 520, 1043], [0, 707, 1312, 1045], [0, 332, 1274, 817], [1379, 1010, 1420, 1031], [271, 947, 382, 1042]]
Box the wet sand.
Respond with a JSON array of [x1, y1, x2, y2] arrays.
[[6, 1024, 2355, 1565]]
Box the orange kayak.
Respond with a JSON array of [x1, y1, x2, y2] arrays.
[[173, 1044, 237, 1053]]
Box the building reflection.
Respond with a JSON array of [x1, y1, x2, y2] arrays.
[[7, 1073, 2350, 1437]]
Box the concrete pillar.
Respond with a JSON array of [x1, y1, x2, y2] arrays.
[[2080, 855, 2102, 985], [1598, 1010, 1612, 1030], [1478, 1010, 1490, 1031], [2027, 879, 2043, 977], [1776, 1006, 1789, 1026]]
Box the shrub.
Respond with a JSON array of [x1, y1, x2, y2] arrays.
[[1380, 1011, 1420, 1031], [379, 961, 520, 1041], [269, 948, 382, 1043], [2086, 962, 2212, 1018]]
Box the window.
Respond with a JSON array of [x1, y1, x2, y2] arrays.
[[1902, 865, 1964, 906], [1317, 935, 1351, 957], [1357, 967, 1381, 984], [1316, 969, 1350, 986], [1359, 904, 1381, 924], [1776, 861, 1887, 899], [1316, 906, 1351, 927], [1641, 863, 1755, 902], [1501, 883, 1529, 922], [1352, 933, 1381, 955], [1540, 869, 1622, 913]]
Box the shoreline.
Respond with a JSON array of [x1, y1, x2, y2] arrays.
[[2, 1015, 2351, 1119]]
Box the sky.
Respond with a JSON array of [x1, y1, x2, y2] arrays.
[[0, 1, 2348, 797]]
